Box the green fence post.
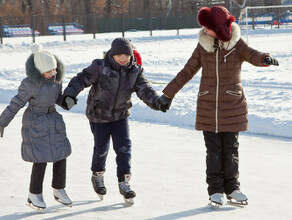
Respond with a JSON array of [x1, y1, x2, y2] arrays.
[[0, 18, 3, 44], [83, 14, 87, 33], [31, 15, 35, 43], [62, 16, 66, 41], [176, 12, 180, 35], [149, 13, 152, 36], [92, 14, 96, 39], [121, 13, 125, 37]]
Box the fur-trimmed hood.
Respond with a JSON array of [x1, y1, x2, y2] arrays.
[[198, 22, 241, 52], [25, 54, 65, 85]]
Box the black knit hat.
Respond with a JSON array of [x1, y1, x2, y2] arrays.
[[109, 38, 133, 56]]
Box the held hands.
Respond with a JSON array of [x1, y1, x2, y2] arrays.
[[156, 94, 172, 113], [62, 96, 77, 110], [262, 57, 279, 66], [0, 126, 4, 138]]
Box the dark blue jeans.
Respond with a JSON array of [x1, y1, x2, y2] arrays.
[[90, 118, 132, 180]]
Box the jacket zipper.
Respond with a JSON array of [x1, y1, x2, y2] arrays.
[[224, 48, 236, 62], [215, 48, 236, 132], [215, 49, 219, 133], [112, 70, 121, 120]]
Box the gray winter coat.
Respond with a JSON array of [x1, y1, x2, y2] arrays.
[[63, 53, 159, 123], [0, 55, 71, 163]]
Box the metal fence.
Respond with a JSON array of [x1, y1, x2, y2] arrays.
[[0, 11, 200, 44]]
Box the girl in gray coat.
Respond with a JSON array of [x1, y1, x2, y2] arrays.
[[0, 43, 72, 212]]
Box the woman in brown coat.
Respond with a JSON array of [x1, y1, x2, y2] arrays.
[[155, 6, 279, 206]]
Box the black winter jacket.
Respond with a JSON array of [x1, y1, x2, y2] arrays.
[[63, 54, 159, 123]]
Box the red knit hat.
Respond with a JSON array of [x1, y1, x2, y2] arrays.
[[197, 6, 235, 42]]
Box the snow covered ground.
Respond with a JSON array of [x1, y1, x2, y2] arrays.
[[0, 27, 292, 219], [1, 28, 292, 138]]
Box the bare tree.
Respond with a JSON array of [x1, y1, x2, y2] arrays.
[[84, 0, 92, 14], [21, 0, 33, 13], [105, 0, 112, 18]]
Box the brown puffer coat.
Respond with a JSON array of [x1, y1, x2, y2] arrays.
[[163, 23, 270, 133]]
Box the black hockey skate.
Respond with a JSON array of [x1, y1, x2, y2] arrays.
[[92, 171, 107, 200], [119, 174, 136, 205]]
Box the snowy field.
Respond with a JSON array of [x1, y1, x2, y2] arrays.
[[0, 28, 292, 219], [1, 28, 292, 138]]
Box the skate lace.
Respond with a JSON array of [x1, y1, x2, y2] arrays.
[[93, 174, 105, 188], [210, 193, 224, 204], [228, 190, 247, 201], [59, 189, 69, 199], [119, 182, 131, 193], [36, 194, 45, 203]]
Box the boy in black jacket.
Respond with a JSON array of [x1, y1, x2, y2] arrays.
[[62, 37, 162, 204]]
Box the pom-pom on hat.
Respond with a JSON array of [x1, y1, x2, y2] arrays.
[[31, 43, 57, 74], [197, 6, 235, 42], [109, 37, 133, 56]]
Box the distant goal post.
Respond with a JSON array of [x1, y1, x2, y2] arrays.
[[237, 5, 292, 43]]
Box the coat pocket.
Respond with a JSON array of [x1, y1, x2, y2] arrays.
[[28, 114, 49, 138], [55, 112, 66, 134], [198, 91, 209, 96], [226, 90, 242, 97]]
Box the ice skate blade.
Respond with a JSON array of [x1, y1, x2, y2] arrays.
[[227, 199, 248, 206], [26, 202, 45, 212], [208, 201, 223, 208], [54, 197, 73, 207], [124, 198, 134, 205], [98, 194, 104, 200]]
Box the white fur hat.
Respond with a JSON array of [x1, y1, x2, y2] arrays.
[[30, 43, 57, 74]]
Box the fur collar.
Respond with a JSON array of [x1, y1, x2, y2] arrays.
[[25, 54, 65, 85], [198, 22, 241, 52]]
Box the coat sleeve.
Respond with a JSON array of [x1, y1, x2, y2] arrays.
[[55, 84, 64, 107], [238, 39, 270, 66], [134, 67, 159, 110], [63, 59, 101, 98], [0, 79, 32, 127], [162, 45, 201, 99]]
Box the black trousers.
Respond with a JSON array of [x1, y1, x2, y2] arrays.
[[29, 159, 66, 194], [203, 131, 240, 196]]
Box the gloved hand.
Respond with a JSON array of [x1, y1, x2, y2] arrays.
[[262, 57, 279, 66], [0, 126, 4, 138], [62, 96, 77, 110], [156, 94, 172, 112]]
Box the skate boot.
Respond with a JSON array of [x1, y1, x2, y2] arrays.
[[53, 188, 72, 207], [227, 190, 248, 205], [91, 171, 106, 200], [26, 192, 46, 212], [119, 174, 136, 205], [209, 193, 224, 208]]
